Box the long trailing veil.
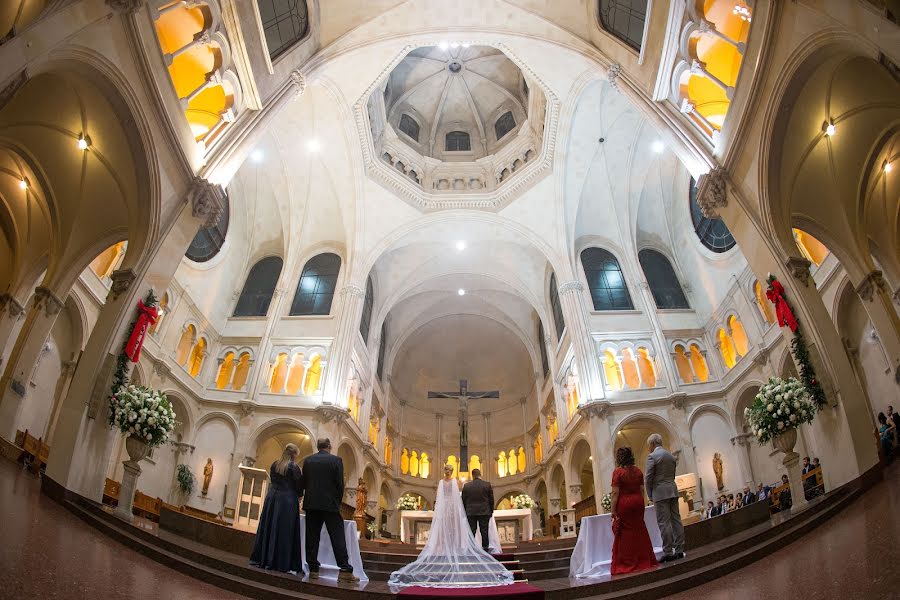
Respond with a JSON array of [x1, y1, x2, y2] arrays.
[[388, 478, 514, 589]]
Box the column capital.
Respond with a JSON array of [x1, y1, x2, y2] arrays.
[[558, 280, 584, 295], [785, 257, 812, 287], [0, 293, 24, 318], [238, 400, 257, 419], [569, 484, 582, 496], [696, 166, 728, 218], [316, 403, 350, 423], [341, 284, 366, 298], [108, 268, 136, 301], [33, 286, 64, 317], [188, 176, 226, 228], [669, 393, 687, 410], [153, 357, 171, 379], [106, 0, 144, 14], [579, 400, 610, 420], [855, 270, 886, 302], [290, 70, 307, 98]]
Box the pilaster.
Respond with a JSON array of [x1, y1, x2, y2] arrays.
[[556, 281, 605, 404]]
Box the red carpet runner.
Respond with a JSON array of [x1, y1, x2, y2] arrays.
[[397, 583, 544, 600]]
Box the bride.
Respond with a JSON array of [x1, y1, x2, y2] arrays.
[[388, 464, 514, 589]]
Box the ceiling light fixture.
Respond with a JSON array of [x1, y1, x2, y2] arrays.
[[438, 41, 449, 51], [450, 42, 460, 49], [18, 179, 28, 190], [306, 139, 321, 153], [652, 140, 664, 153], [824, 120, 836, 137], [77, 135, 90, 151], [884, 161, 893, 174], [455, 240, 466, 251], [457, 288, 465, 296], [251, 149, 263, 163]]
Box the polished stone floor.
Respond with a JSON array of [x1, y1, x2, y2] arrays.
[[2, 456, 899, 599]]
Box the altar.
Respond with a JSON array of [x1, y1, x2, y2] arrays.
[[400, 508, 533, 546]]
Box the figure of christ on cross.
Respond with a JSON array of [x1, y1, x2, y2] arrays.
[[427, 379, 500, 473]]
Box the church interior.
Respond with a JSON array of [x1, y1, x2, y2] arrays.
[[1, 1, 899, 598]]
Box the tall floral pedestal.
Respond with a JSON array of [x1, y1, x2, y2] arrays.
[[114, 436, 149, 522], [773, 429, 808, 512]]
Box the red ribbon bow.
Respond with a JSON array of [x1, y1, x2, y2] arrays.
[[766, 279, 798, 333], [124, 300, 159, 363]]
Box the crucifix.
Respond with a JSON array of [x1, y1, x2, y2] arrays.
[[428, 379, 499, 472]]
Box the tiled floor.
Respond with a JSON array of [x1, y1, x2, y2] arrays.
[[2, 456, 900, 599]]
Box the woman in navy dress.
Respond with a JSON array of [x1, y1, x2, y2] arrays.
[[250, 443, 304, 573]]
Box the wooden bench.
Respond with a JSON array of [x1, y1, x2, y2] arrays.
[[101, 477, 162, 522], [181, 504, 223, 523], [15, 429, 50, 474], [574, 495, 597, 525]]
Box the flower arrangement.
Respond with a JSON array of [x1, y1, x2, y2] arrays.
[[176, 464, 195, 495], [511, 494, 535, 509], [109, 384, 176, 448], [367, 521, 378, 538], [600, 493, 612, 513], [396, 494, 420, 511], [744, 377, 817, 444]]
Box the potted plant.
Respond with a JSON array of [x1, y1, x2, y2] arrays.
[[367, 521, 378, 540], [176, 463, 195, 496], [109, 384, 176, 521]]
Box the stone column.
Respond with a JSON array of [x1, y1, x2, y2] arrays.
[[580, 401, 614, 514], [168, 441, 195, 504], [435, 413, 443, 471], [0, 287, 65, 439], [0, 294, 25, 362], [854, 271, 900, 378], [247, 288, 287, 399], [321, 285, 366, 405], [483, 413, 491, 482], [224, 401, 257, 514], [635, 282, 677, 392], [731, 433, 755, 488], [556, 281, 606, 404], [667, 393, 699, 477], [44, 358, 78, 444]]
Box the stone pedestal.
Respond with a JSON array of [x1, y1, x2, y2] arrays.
[[774, 429, 808, 512], [114, 437, 149, 522]]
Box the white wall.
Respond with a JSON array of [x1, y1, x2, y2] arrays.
[[189, 418, 237, 514], [691, 411, 742, 500]]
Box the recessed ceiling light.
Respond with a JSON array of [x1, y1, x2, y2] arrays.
[[18, 179, 28, 190], [438, 41, 449, 51], [455, 240, 466, 251], [306, 139, 321, 153], [651, 140, 664, 153], [77, 135, 90, 150], [824, 120, 836, 136], [251, 149, 263, 163], [884, 161, 893, 174], [457, 288, 465, 296]]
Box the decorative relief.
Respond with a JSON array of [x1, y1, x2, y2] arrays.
[[558, 281, 585, 295], [606, 63, 622, 91], [188, 177, 226, 228], [579, 401, 610, 420], [109, 268, 136, 301], [33, 287, 64, 317], [0, 293, 24, 318], [569, 485, 582, 497], [238, 400, 257, 419], [669, 393, 687, 411], [855, 271, 886, 302], [696, 167, 727, 218], [106, 0, 144, 14], [316, 404, 350, 423], [289, 70, 306, 98], [785, 257, 812, 287]]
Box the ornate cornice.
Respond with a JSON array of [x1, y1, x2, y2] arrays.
[[669, 393, 687, 411], [188, 177, 226, 228], [579, 400, 610, 420], [342, 284, 366, 298], [106, 0, 144, 14], [785, 257, 812, 287], [696, 167, 727, 218], [33, 287, 64, 317], [855, 270, 886, 302], [152, 357, 171, 379], [316, 404, 350, 423], [238, 400, 257, 419], [289, 70, 306, 98]]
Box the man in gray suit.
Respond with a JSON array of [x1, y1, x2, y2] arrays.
[[645, 433, 684, 561]]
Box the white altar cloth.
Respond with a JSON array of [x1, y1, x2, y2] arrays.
[[298, 515, 368, 581], [569, 506, 663, 579], [400, 508, 533, 546]]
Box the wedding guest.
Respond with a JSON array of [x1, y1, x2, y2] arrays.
[[610, 447, 658, 574], [733, 493, 744, 510], [878, 412, 895, 463], [756, 483, 767, 502], [778, 474, 792, 512], [742, 487, 755, 505], [889, 406, 900, 446], [802, 456, 814, 475], [719, 495, 729, 514], [645, 434, 685, 562], [704, 501, 717, 519], [250, 443, 304, 574]]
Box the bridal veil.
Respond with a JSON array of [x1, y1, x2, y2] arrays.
[[388, 478, 514, 589]]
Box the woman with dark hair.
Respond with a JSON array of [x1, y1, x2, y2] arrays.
[[610, 446, 658, 575], [250, 443, 304, 573], [878, 412, 895, 463]]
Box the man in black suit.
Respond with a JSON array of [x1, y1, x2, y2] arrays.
[[461, 469, 494, 553], [302, 438, 358, 583]]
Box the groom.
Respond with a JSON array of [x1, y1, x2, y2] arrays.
[[302, 438, 359, 582], [461, 469, 494, 553]]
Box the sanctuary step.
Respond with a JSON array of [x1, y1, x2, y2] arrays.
[[360, 548, 526, 582]]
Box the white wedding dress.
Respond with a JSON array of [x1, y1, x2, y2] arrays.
[[388, 478, 515, 589]]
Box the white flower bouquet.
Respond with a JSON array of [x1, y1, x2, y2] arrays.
[[600, 493, 612, 513], [109, 384, 176, 449], [511, 494, 535, 509], [744, 377, 817, 444], [396, 494, 420, 511]]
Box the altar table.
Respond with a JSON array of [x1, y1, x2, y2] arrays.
[[400, 508, 533, 547], [298, 515, 368, 581], [569, 506, 664, 578]]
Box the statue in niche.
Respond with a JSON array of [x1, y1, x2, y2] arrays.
[[202, 458, 214, 496], [355, 477, 368, 517], [712, 453, 724, 491]]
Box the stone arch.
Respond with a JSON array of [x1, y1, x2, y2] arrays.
[[549, 461, 567, 511], [192, 411, 239, 445], [160, 390, 193, 443], [833, 277, 884, 422], [336, 441, 360, 487], [690, 405, 744, 498], [614, 412, 681, 476], [568, 437, 594, 501], [248, 417, 315, 467]]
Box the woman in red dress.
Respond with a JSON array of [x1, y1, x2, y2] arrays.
[[610, 446, 658, 575]]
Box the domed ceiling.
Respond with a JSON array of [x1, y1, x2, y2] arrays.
[[383, 45, 527, 160]]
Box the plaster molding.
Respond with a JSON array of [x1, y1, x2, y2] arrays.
[[696, 166, 727, 218], [669, 393, 687, 410], [188, 177, 226, 228], [152, 358, 171, 379], [106, 0, 144, 14], [238, 400, 257, 419], [289, 70, 307, 98], [606, 63, 622, 91], [342, 284, 366, 298], [579, 400, 610, 420], [316, 404, 350, 424], [569, 485, 582, 496], [855, 270, 886, 302], [558, 281, 584, 295]]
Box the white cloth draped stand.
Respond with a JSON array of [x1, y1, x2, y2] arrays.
[[474, 517, 503, 553], [569, 506, 664, 579], [298, 515, 368, 581]]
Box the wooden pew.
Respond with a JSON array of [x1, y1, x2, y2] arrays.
[[103, 477, 121, 506], [16, 430, 50, 474], [181, 504, 222, 523], [101, 478, 162, 522], [801, 466, 825, 499], [574, 495, 597, 524]]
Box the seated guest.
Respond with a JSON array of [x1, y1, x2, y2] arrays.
[[757, 483, 767, 502], [704, 501, 716, 519], [742, 487, 755, 505], [801, 456, 814, 475], [813, 457, 822, 470], [250, 443, 304, 574], [728, 494, 737, 510], [733, 493, 743, 510], [778, 474, 792, 512], [878, 412, 895, 463], [890, 406, 900, 445]]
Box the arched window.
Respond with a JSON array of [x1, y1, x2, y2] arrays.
[[517, 447, 526, 473], [549, 273, 566, 341], [290, 253, 341, 315], [598, 0, 648, 51], [469, 454, 482, 474], [216, 352, 236, 389], [636, 347, 656, 387], [231, 353, 251, 390], [534, 435, 543, 464], [445, 130, 471, 152], [754, 281, 776, 325], [508, 449, 518, 475], [400, 448, 410, 474], [639, 249, 689, 309], [150, 293, 169, 336], [498, 451, 508, 477], [673, 345, 694, 384], [538, 323, 550, 378], [188, 337, 206, 378], [285, 353, 306, 395], [689, 343, 709, 381], [269, 353, 289, 392], [258, 0, 310, 59], [186, 196, 229, 262], [399, 114, 420, 142], [620, 348, 640, 389], [718, 328, 737, 369], [410, 451, 420, 477], [792, 228, 829, 266], [494, 111, 516, 140], [359, 276, 374, 344], [420, 453, 431, 478], [234, 256, 283, 317], [581, 248, 634, 310], [384, 437, 393, 465], [303, 355, 322, 395], [602, 349, 623, 390], [728, 315, 750, 356], [175, 325, 196, 366], [376, 321, 387, 381], [90, 241, 127, 280], [689, 178, 736, 253]]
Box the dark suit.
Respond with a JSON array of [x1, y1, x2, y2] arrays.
[[461, 478, 494, 552], [302, 451, 352, 572]]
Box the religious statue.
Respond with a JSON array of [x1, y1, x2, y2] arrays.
[[202, 458, 213, 496], [355, 477, 368, 517], [427, 379, 500, 472], [712, 452, 724, 491]]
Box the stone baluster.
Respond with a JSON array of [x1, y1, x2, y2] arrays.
[[689, 60, 735, 100]]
